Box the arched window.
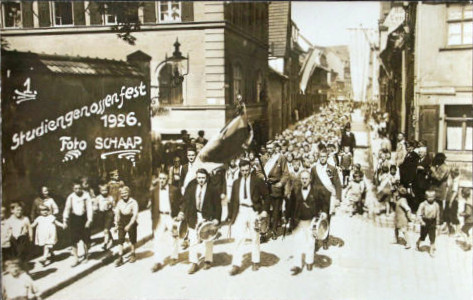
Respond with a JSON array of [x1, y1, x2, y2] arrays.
[[158, 63, 183, 105], [233, 63, 243, 103]]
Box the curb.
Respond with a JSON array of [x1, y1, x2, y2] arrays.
[[40, 234, 153, 299]]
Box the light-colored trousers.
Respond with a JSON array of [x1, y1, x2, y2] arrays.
[[231, 206, 260, 267], [188, 213, 214, 264], [292, 220, 315, 268], [153, 214, 179, 264]]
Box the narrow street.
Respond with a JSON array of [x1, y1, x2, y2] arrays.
[[48, 112, 472, 300], [48, 214, 472, 300]]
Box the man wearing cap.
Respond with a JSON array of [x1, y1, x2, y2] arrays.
[[310, 147, 342, 250], [263, 142, 289, 240], [286, 170, 327, 275], [228, 160, 269, 275], [179, 168, 221, 274], [340, 123, 356, 155], [150, 171, 182, 272]]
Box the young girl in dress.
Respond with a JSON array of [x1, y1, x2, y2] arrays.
[[394, 186, 414, 249], [31, 205, 65, 266]]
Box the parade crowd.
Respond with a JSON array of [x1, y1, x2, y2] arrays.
[[2, 101, 472, 300]]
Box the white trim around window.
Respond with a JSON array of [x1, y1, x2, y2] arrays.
[[157, 1, 182, 24], [52, 1, 74, 27], [2, 1, 22, 29]]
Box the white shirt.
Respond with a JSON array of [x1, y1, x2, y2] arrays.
[[63, 191, 93, 222], [2, 273, 38, 299], [239, 175, 252, 206], [7, 216, 30, 239], [301, 186, 311, 200], [159, 185, 171, 213], [195, 183, 207, 212]]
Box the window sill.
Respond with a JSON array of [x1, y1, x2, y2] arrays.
[[439, 45, 473, 51]]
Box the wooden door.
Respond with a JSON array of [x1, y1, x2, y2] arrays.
[[419, 105, 439, 154]]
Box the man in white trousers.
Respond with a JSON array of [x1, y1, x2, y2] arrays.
[[227, 160, 269, 275], [150, 171, 182, 272]]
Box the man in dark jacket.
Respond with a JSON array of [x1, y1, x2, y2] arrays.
[[340, 123, 356, 155], [228, 160, 269, 275], [399, 140, 420, 191], [286, 170, 327, 275], [178, 168, 221, 274]]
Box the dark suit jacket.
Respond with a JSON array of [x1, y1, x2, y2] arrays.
[[228, 174, 270, 225], [286, 184, 326, 221], [340, 131, 356, 153], [181, 180, 222, 229], [150, 184, 182, 231], [400, 151, 420, 186], [310, 163, 342, 201], [264, 154, 289, 198], [180, 164, 190, 188]]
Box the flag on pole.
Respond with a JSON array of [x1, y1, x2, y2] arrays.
[[183, 106, 253, 188]]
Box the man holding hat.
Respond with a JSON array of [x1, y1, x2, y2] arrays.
[[179, 168, 221, 274], [228, 159, 269, 275]]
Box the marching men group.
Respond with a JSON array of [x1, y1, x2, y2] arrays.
[[147, 142, 341, 276]]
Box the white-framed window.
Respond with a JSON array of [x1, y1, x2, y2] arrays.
[[53, 2, 73, 26], [233, 63, 243, 103], [445, 105, 473, 151], [103, 3, 117, 25], [2, 1, 22, 28], [447, 4, 473, 46], [158, 1, 181, 23]]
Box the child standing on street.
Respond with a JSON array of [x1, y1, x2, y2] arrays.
[[97, 184, 115, 251], [2, 259, 41, 300], [340, 146, 353, 187], [63, 180, 94, 267], [31, 205, 65, 266], [416, 190, 441, 257], [114, 186, 139, 267], [459, 188, 473, 250], [2, 206, 13, 263], [394, 186, 414, 249], [344, 171, 366, 216], [7, 202, 33, 263], [377, 166, 393, 215]]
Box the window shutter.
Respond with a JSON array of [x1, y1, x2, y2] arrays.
[[21, 1, 34, 28], [73, 2, 86, 25], [181, 2, 194, 22], [88, 2, 102, 25], [38, 1, 51, 27], [143, 2, 156, 24]]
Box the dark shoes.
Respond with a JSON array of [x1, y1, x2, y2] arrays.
[[229, 265, 240, 276], [169, 258, 178, 266], [129, 254, 136, 263], [291, 266, 302, 276], [306, 263, 313, 271], [203, 261, 212, 270], [323, 241, 329, 250], [252, 263, 260, 271], [151, 263, 163, 273], [114, 257, 124, 267], [188, 263, 199, 274]]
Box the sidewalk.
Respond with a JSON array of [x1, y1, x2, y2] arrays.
[[28, 210, 153, 298]]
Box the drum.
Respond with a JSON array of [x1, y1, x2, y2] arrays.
[[196, 221, 219, 242], [310, 214, 329, 240], [171, 219, 188, 239]]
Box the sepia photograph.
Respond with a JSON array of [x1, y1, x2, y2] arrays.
[[0, 1, 472, 300]]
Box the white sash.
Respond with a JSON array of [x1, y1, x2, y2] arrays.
[[264, 153, 280, 176]]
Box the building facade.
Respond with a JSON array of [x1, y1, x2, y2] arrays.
[[414, 2, 472, 184], [1, 1, 269, 140]]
